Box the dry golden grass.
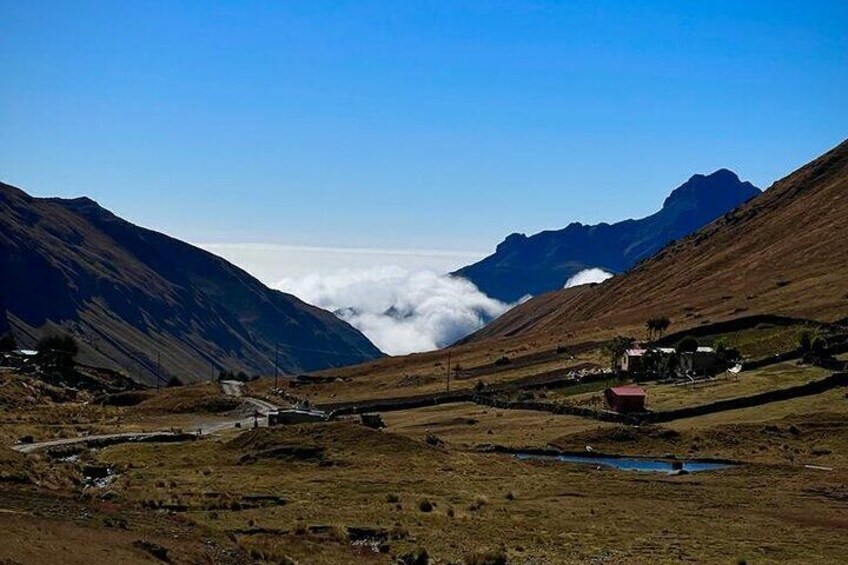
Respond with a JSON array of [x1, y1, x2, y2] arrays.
[[129, 382, 240, 414], [2, 341, 847, 563], [84, 410, 848, 564], [249, 343, 606, 408], [471, 141, 848, 350], [642, 362, 830, 411], [0, 378, 249, 449], [556, 362, 831, 413], [668, 386, 848, 431], [382, 402, 612, 448]]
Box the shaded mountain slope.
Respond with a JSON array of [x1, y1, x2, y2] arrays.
[[0, 182, 382, 385], [467, 139, 848, 344], [455, 170, 760, 302]]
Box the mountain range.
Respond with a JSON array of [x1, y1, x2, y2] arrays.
[[0, 183, 382, 385], [454, 169, 761, 303], [467, 139, 848, 344]]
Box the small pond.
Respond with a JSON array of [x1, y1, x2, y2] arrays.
[[515, 453, 732, 473]]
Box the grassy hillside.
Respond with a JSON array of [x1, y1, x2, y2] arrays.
[[469, 138, 848, 345], [0, 183, 382, 384]]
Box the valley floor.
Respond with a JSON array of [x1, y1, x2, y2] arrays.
[[2, 356, 847, 564]]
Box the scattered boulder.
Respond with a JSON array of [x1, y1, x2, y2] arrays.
[[398, 548, 429, 565], [133, 540, 170, 562]]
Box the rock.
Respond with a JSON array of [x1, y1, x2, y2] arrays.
[[133, 540, 170, 562], [397, 548, 429, 565]]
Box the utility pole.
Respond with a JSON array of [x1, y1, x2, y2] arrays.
[[446, 352, 451, 394], [274, 343, 279, 390]]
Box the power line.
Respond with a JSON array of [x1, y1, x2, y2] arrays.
[[274, 342, 372, 357]]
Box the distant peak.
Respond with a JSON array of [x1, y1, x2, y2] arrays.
[[59, 195, 107, 213], [67, 196, 99, 206], [663, 169, 759, 210], [706, 168, 740, 181], [496, 232, 527, 253]]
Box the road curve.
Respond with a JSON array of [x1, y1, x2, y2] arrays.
[[12, 381, 279, 454]]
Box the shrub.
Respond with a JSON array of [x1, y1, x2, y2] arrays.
[[493, 356, 510, 366], [398, 548, 429, 565], [424, 434, 444, 447], [418, 499, 434, 513], [464, 548, 508, 565], [468, 495, 488, 511]]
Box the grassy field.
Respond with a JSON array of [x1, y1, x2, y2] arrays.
[[643, 362, 831, 411], [382, 402, 613, 448], [686, 323, 811, 358], [2, 356, 848, 563], [82, 406, 848, 564], [553, 362, 831, 413], [248, 346, 606, 407], [0, 376, 249, 448]]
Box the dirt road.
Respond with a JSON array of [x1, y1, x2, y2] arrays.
[[13, 380, 279, 454]]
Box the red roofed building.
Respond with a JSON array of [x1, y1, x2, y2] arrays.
[[604, 386, 647, 413]]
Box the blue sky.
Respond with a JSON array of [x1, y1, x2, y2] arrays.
[[2, 1, 846, 253]]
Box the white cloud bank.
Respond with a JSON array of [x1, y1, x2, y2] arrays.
[[276, 267, 511, 355], [199, 243, 485, 280], [564, 268, 614, 288]]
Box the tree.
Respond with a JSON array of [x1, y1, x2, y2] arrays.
[[166, 376, 184, 387], [606, 336, 634, 371], [642, 348, 678, 380], [646, 316, 671, 341], [645, 319, 656, 341], [0, 333, 16, 353], [36, 333, 79, 372], [715, 339, 741, 369], [810, 336, 827, 357], [654, 316, 671, 339], [676, 335, 699, 354], [799, 332, 812, 353]]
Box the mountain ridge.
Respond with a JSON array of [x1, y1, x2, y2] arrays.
[[454, 169, 761, 302], [465, 138, 848, 344], [0, 182, 382, 384]]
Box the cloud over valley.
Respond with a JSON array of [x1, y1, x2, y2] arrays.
[[276, 266, 511, 355]]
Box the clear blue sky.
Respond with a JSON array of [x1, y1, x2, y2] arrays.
[[2, 1, 846, 252]]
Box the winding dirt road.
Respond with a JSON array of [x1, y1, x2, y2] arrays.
[[12, 380, 279, 454]]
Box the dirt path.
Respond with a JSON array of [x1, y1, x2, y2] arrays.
[[13, 380, 280, 454]]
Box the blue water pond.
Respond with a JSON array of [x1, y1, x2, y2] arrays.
[[515, 453, 731, 473]]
